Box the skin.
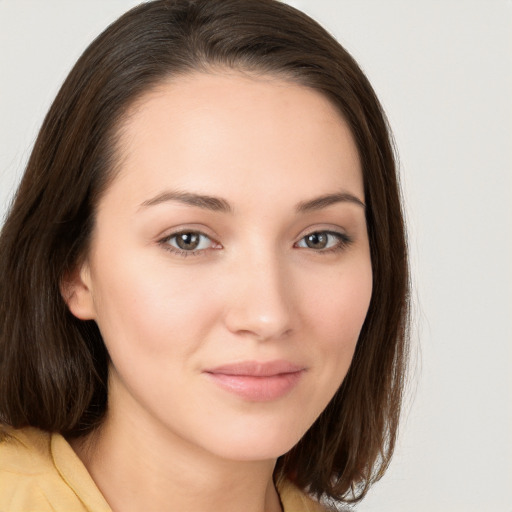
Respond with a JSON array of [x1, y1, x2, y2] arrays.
[[66, 71, 373, 512]]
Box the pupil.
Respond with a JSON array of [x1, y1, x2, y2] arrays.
[[306, 233, 327, 249], [177, 232, 199, 250]]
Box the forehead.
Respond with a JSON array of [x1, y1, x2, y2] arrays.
[[107, 71, 363, 209]]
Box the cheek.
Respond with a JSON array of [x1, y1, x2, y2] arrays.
[[89, 254, 221, 360], [307, 262, 372, 339], [303, 259, 372, 380]]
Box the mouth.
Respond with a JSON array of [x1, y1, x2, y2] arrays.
[[203, 360, 306, 402]]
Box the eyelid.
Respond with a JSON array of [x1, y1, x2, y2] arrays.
[[155, 223, 219, 241], [294, 227, 353, 253], [295, 224, 349, 241], [157, 227, 222, 257]]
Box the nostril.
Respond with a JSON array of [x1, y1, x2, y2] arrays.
[[223, 297, 294, 341]]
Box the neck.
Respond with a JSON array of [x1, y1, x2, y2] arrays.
[[70, 387, 283, 512]]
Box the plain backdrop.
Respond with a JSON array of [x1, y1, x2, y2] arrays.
[[0, 1, 511, 510]]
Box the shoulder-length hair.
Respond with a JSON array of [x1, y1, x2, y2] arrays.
[[0, 0, 409, 504]]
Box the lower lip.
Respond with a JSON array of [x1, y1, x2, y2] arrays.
[[205, 371, 304, 401]]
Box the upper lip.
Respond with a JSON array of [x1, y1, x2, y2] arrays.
[[204, 360, 305, 377]]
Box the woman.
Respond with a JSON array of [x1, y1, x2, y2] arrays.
[[0, 1, 409, 511]]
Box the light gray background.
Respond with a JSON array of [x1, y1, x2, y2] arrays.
[[1, 1, 511, 510]]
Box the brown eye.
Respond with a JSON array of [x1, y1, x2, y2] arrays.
[[296, 231, 350, 252], [164, 231, 214, 253], [175, 232, 200, 250], [304, 232, 328, 249]]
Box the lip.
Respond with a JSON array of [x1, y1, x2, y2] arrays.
[[203, 360, 305, 402]]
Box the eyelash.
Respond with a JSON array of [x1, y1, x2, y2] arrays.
[[294, 230, 353, 254], [158, 231, 219, 257], [158, 229, 353, 257]]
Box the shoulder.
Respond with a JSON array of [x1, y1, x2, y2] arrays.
[[0, 425, 99, 511], [0, 425, 53, 472], [277, 478, 336, 512]]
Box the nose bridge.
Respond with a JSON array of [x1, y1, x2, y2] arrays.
[[224, 241, 294, 341]]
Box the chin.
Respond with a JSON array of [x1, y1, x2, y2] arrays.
[[199, 422, 307, 463]]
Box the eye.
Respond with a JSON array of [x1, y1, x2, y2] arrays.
[[161, 231, 216, 254], [295, 231, 350, 252]]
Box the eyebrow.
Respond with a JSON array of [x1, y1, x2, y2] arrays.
[[139, 190, 232, 213], [139, 189, 365, 213], [295, 192, 366, 212]]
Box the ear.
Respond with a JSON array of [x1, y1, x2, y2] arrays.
[[60, 262, 97, 320]]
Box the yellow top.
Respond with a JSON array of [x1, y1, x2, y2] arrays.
[[0, 426, 327, 512]]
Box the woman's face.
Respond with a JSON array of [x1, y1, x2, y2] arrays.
[[68, 72, 372, 461]]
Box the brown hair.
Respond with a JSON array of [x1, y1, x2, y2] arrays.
[[0, 0, 409, 504]]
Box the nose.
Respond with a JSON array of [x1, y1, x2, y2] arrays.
[[223, 253, 295, 342]]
